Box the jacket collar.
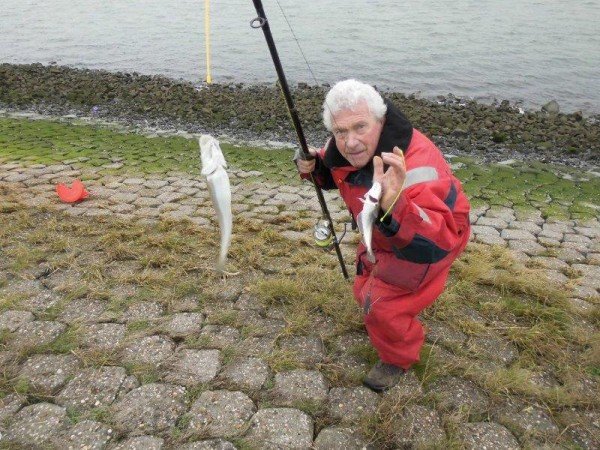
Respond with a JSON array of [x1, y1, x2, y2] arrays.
[[322, 99, 413, 178]]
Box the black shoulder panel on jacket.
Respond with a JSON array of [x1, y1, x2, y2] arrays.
[[392, 235, 449, 264]]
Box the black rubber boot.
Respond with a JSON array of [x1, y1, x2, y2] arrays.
[[363, 360, 405, 392]]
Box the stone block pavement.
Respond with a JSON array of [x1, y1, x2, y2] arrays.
[[1, 159, 599, 449]]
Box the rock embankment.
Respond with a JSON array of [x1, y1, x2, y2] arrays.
[[1, 63, 599, 167]]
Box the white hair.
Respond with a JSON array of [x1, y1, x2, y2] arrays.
[[322, 79, 387, 131]]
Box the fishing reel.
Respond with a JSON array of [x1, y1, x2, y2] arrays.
[[313, 218, 347, 251]]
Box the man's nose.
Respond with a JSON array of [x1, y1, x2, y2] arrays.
[[346, 132, 359, 148]]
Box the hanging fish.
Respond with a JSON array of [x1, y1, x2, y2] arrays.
[[199, 134, 237, 277], [357, 181, 382, 264]]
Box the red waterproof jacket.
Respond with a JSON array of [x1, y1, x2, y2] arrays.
[[307, 100, 470, 299]]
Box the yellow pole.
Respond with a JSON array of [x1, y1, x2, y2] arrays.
[[204, 0, 212, 83]]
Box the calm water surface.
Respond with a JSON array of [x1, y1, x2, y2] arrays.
[[1, 0, 599, 114]]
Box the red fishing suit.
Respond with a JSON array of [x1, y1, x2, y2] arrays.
[[305, 100, 470, 369]]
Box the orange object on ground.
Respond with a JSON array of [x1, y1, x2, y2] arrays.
[[56, 180, 89, 203]]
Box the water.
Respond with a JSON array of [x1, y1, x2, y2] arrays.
[[1, 0, 599, 114]]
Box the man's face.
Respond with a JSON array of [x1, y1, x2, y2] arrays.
[[331, 101, 384, 169]]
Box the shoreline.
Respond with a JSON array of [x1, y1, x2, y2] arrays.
[[1, 63, 599, 170]]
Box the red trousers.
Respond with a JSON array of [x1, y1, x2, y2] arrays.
[[353, 264, 452, 370]]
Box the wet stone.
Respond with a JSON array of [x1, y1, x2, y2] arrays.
[[314, 427, 368, 450], [246, 408, 314, 450], [187, 390, 256, 438], [81, 322, 126, 351], [427, 376, 489, 417], [112, 383, 187, 435], [112, 436, 165, 449], [59, 298, 108, 323], [163, 312, 204, 338], [179, 440, 236, 449], [0, 310, 34, 332], [11, 320, 66, 349], [274, 370, 329, 405], [56, 366, 128, 412], [394, 405, 446, 449], [198, 325, 240, 349], [61, 420, 114, 449], [5, 402, 68, 447], [220, 357, 270, 391], [458, 422, 520, 450], [19, 353, 80, 395], [165, 349, 221, 386], [328, 387, 379, 423], [467, 335, 518, 366], [122, 335, 175, 365], [278, 335, 326, 366]]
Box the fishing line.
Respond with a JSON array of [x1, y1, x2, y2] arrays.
[[273, 0, 344, 136]]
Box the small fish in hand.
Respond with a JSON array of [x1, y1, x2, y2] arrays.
[[357, 181, 382, 264], [199, 134, 238, 278]]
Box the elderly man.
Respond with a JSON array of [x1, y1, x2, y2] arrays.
[[297, 79, 470, 391]]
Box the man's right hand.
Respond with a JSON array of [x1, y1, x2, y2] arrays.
[[296, 146, 318, 174]]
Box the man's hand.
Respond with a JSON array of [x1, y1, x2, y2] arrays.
[[373, 146, 406, 212], [296, 146, 318, 174]]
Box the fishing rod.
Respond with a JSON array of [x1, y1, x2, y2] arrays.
[[250, 0, 349, 279]]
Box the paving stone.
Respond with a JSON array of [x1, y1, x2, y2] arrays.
[[134, 197, 162, 207], [458, 422, 520, 450], [11, 320, 66, 349], [238, 336, 276, 357], [198, 325, 240, 349], [328, 387, 379, 422], [537, 236, 562, 247], [274, 370, 329, 405], [530, 256, 569, 270], [246, 408, 314, 449], [467, 335, 519, 366], [0, 278, 44, 297], [4, 402, 68, 447], [393, 404, 446, 448], [543, 222, 574, 233], [425, 320, 467, 348], [427, 376, 489, 417], [543, 269, 569, 285], [0, 310, 34, 332], [61, 420, 114, 449], [178, 440, 236, 450], [112, 383, 187, 435], [556, 247, 585, 263], [56, 366, 128, 412], [571, 264, 600, 288], [59, 298, 108, 323], [112, 193, 138, 203], [508, 239, 546, 256], [538, 229, 564, 240], [122, 335, 175, 365], [561, 241, 591, 253], [278, 335, 326, 366], [0, 393, 26, 422], [157, 191, 187, 203], [187, 390, 256, 438], [162, 312, 204, 338], [587, 253, 600, 265], [381, 370, 424, 403], [501, 229, 536, 240], [574, 226, 600, 238], [567, 297, 595, 314], [476, 217, 508, 229], [123, 301, 164, 322], [571, 284, 598, 299], [220, 357, 270, 391], [81, 323, 126, 351], [497, 404, 560, 439], [112, 436, 164, 449], [123, 178, 146, 185], [19, 353, 80, 395], [559, 409, 600, 450], [474, 234, 507, 246], [314, 427, 368, 449], [165, 349, 221, 386], [19, 289, 62, 312], [471, 224, 501, 236], [144, 179, 169, 189]]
